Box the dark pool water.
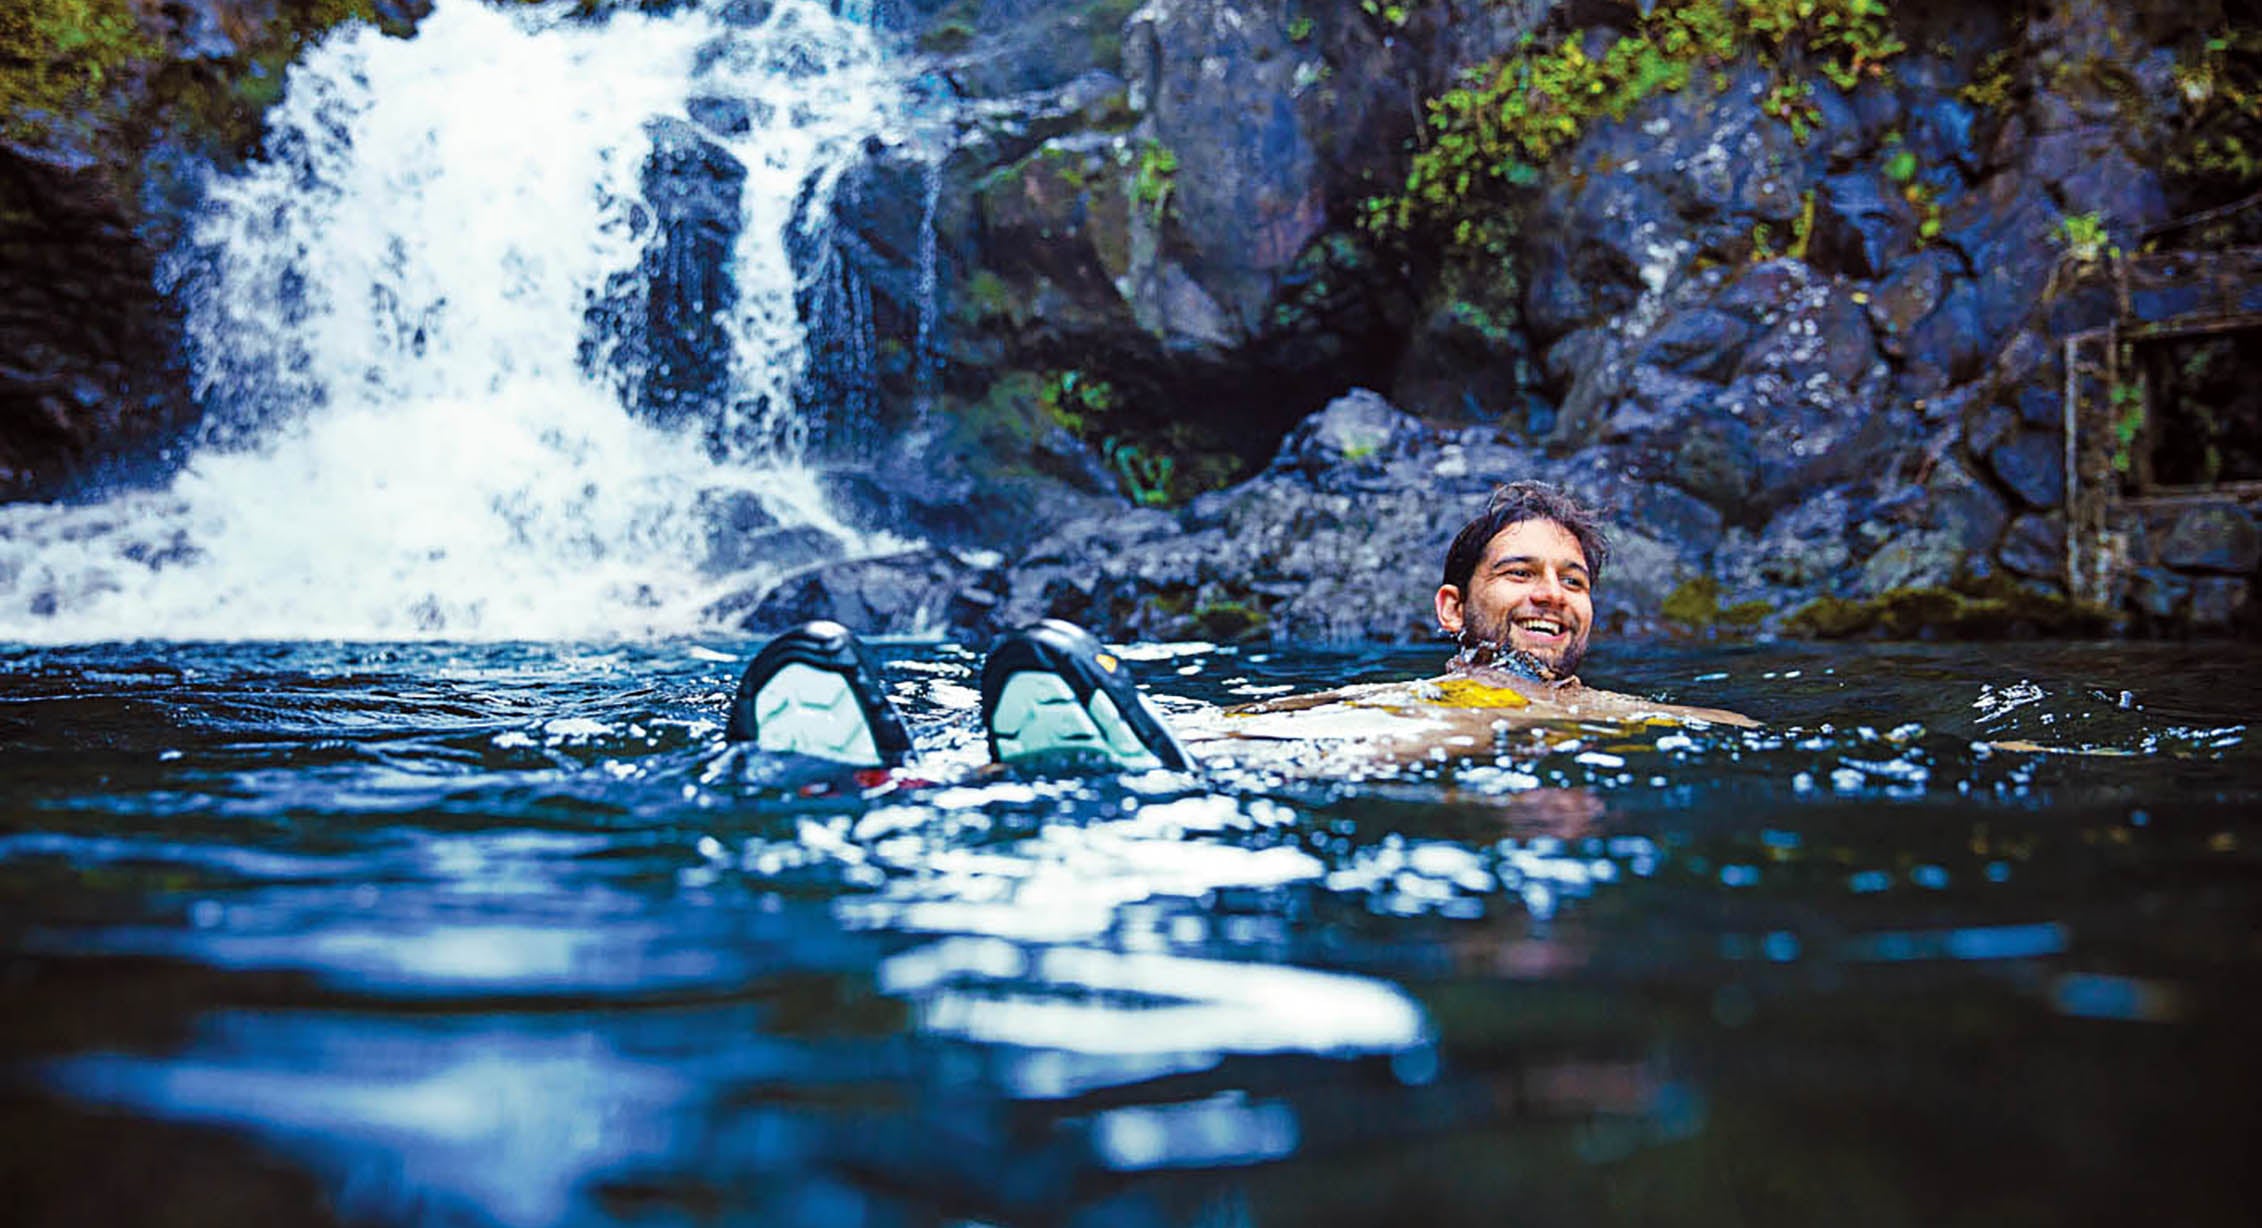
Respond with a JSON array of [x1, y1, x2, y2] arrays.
[[4, 637, 2260, 1227]]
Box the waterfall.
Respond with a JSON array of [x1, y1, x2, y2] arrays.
[[0, 0, 914, 642]]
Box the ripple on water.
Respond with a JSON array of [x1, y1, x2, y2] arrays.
[[4, 638, 2261, 1225]]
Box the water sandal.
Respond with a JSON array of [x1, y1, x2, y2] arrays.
[[980, 620, 1192, 771], [726, 620, 913, 767]]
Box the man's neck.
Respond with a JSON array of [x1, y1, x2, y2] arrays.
[[1447, 639, 1579, 690]]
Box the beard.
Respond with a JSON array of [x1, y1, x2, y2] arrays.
[[1453, 609, 1589, 681]]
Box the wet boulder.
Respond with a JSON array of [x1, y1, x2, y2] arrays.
[[2186, 577, 2252, 631], [583, 118, 744, 431], [2161, 507, 2262, 575], [1810, 170, 1922, 281], [732, 547, 1005, 640], [1999, 512, 2067, 581], [1266, 388, 1433, 487], [1987, 429, 2065, 511]]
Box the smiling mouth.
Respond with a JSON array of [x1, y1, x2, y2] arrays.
[[1515, 617, 1569, 639]]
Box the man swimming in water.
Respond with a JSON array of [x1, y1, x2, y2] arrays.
[[725, 480, 1744, 773], [1434, 480, 1605, 687]]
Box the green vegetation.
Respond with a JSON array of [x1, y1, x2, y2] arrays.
[[1358, 1, 1409, 31], [1762, 77, 1821, 143], [1661, 577, 1771, 630], [1129, 137, 1178, 219], [2055, 209, 2116, 264], [1103, 436, 1173, 506], [1039, 368, 1114, 435], [1959, 46, 2018, 110], [3, 0, 397, 158], [1366, 0, 1906, 251], [0, 0, 156, 139], [1029, 369, 1239, 507], [2108, 380, 2145, 475], [1288, 15, 1315, 43], [2166, 26, 2262, 193]]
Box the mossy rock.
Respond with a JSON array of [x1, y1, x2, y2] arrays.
[[1191, 599, 1269, 642], [1661, 576, 1723, 626], [916, 19, 976, 55], [1786, 582, 2115, 640], [1719, 598, 1773, 627], [1785, 594, 1879, 638]]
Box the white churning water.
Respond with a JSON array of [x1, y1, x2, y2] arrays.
[[0, 0, 911, 641]]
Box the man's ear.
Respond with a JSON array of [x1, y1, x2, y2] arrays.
[[1434, 585, 1465, 635]]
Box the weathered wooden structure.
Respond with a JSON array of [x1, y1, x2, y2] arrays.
[[2061, 246, 2262, 619]]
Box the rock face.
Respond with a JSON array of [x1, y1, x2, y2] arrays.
[[0, 146, 197, 499], [814, 0, 2259, 641]]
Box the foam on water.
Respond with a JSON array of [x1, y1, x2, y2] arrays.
[[0, 0, 907, 642]]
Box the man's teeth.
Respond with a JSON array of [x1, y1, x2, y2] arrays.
[[1517, 619, 1564, 635]]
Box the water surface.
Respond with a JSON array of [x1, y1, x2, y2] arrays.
[[3, 637, 2259, 1226]]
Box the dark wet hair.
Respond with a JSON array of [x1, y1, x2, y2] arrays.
[[1440, 481, 1610, 594]]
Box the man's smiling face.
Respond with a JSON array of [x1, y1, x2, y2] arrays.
[[1434, 517, 1594, 678]]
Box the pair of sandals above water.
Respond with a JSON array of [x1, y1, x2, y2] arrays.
[[726, 619, 1193, 773]]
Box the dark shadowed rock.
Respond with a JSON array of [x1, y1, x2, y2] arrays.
[[2162, 506, 2262, 575], [1670, 420, 1759, 516], [1867, 248, 1953, 358], [1636, 310, 1752, 384], [583, 117, 744, 431], [1812, 170, 1920, 280], [1927, 457, 2012, 551], [1716, 487, 1855, 596], [2129, 565, 2189, 621], [706, 525, 841, 578], [2000, 512, 2066, 580], [1267, 388, 1430, 483], [1902, 279, 1988, 393], [2187, 577, 2251, 630], [1988, 429, 2065, 510], [733, 547, 1002, 639]]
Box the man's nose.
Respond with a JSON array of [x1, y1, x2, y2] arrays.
[[1530, 571, 1567, 605]]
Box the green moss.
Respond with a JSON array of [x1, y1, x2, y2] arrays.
[[0, 0, 157, 140], [1785, 594, 1879, 638], [1661, 578, 1770, 632], [1786, 583, 2114, 640], [1191, 599, 1269, 642], [1720, 598, 1773, 627], [1873, 588, 1963, 636], [1040, 368, 1115, 435], [1129, 137, 1177, 219], [1960, 47, 2018, 110], [1762, 77, 1821, 143], [1366, 0, 1906, 252], [916, 20, 976, 55], [1661, 576, 1723, 626], [1034, 142, 1091, 191], [1357, 1, 1409, 31]]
